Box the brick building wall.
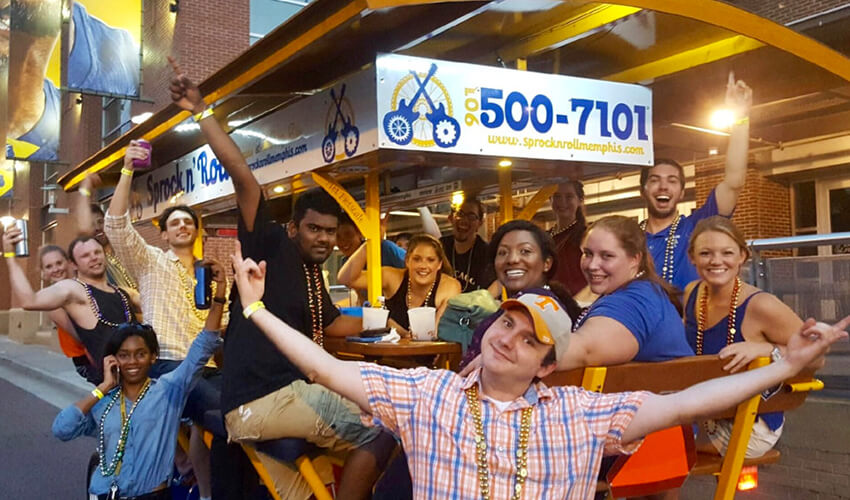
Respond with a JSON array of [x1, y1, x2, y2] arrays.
[[0, 0, 249, 312], [693, 156, 792, 249]]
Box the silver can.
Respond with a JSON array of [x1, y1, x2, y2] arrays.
[[12, 219, 29, 257]]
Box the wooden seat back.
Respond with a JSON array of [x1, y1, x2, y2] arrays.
[[543, 355, 816, 418]]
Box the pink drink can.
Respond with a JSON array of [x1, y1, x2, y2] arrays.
[[133, 139, 152, 169]]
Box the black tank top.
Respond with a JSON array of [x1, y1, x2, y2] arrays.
[[69, 282, 132, 384], [386, 271, 441, 330]]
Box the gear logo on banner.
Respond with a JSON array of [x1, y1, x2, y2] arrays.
[[383, 63, 460, 149], [322, 84, 360, 163]]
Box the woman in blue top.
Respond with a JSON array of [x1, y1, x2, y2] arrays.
[[53, 265, 225, 500], [557, 215, 694, 370], [684, 216, 803, 457]]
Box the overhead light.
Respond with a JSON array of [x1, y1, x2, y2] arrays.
[[709, 108, 735, 130], [498, 159, 512, 168], [131, 112, 153, 124], [451, 191, 465, 208], [273, 185, 285, 194], [175, 123, 200, 133], [708, 147, 719, 156]]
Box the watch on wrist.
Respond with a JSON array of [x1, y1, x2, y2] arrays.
[[213, 296, 227, 304], [770, 345, 782, 363]]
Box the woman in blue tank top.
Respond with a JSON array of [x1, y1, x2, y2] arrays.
[[685, 216, 803, 458]]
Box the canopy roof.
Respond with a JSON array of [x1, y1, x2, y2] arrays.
[[60, 0, 850, 190]]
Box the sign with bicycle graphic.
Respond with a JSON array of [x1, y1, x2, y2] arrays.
[[376, 53, 654, 166]]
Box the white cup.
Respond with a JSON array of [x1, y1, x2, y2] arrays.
[[362, 307, 389, 330], [408, 306, 437, 341]]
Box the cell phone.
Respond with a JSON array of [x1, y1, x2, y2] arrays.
[[113, 365, 120, 384]]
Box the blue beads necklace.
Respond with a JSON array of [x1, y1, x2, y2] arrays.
[[98, 378, 152, 477]]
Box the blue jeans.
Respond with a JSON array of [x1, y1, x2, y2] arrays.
[[149, 359, 222, 427]]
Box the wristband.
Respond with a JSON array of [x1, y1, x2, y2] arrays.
[[193, 107, 214, 123], [733, 116, 749, 125], [79, 187, 91, 197], [213, 296, 227, 304], [121, 167, 134, 177], [4, 252, 16, 258], [91, 387, 104, 400], [243, 301, 265, 319]]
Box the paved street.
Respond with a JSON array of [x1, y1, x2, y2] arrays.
[[0, 377, 94, 499]]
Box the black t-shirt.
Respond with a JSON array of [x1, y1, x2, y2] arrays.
[[221, 197, 340, 414], [439, 234, 495, 293]]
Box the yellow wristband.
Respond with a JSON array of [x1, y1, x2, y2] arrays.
[[3, 252, 16, 258], [193, 107, 214, 123], [733, 116, 749, 125], [243, 301, 266, 319], [91, 388, 104, 400], [121, 167, 134, 177], [79, 187, 91, 197]]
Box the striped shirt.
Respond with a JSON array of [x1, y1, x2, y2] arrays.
[[104, 211, 209, 362], [360, 364, 648, 500]]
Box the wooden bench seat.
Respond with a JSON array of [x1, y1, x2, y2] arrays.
[[544, 355, 821, 500]]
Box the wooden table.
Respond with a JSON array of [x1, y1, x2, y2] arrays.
[[323, 337, 462, 371]]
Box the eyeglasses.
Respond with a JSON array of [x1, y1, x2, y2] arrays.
[[454, 210, 481, 222]]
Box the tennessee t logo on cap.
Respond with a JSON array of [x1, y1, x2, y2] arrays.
[[500, 291, 572, 358]]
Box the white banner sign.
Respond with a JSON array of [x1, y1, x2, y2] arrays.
[[376, 54, 653, 166], [129, 70, 377, 221]]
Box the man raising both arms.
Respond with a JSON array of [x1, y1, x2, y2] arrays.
[[641, 73, 752, 291], [169, 57, 396, 500], [231, 243, 847, 500]]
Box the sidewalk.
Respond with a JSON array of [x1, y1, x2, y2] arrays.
[[0, 333, 89, 410]]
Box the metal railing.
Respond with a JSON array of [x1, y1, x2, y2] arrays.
[[748, 232, 850, 324]]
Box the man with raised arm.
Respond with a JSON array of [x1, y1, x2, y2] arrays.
[[3, 229, 137, 384], [104, 145, 223, 500], [169, 58, 397, 500], [36, 244, 97, 380], [74, 175, 139, 294], [640, 73, 752, 291], [230, 243, 848, 500]]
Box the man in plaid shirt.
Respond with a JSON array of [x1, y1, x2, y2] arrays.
[[231, 245, 848, 499]]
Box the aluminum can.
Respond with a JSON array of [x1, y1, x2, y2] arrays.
[[194, 261, 212, 310], [13, 219, 29, 257]]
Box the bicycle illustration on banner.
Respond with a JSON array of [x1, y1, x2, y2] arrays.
[[383, 63, 461, 149], [322, 84, 360, 163]]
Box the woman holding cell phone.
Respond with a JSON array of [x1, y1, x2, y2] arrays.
[[52, 264, 226, 500]]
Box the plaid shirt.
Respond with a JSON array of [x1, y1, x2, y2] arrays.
[[105, 211, 209, 362], [360, 364, 648, 500]]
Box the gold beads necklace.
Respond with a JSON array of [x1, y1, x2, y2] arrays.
[[303, 263, 325, 346], [549, 218, 578, 239], [106, 252, 138, 290], [695, 277, 741, 355], [406, 273, 437, 309], [172, 260, 212, 322], [465, 384, 532, 500]]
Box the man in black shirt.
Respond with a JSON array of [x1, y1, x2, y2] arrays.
[[170, 61, 396, 500], [438, 198, 496, 293]]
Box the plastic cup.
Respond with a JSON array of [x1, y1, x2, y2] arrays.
[[362, 307, 389, 330], [408, 306, 436, 341], [133, 139, 152, 169]]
